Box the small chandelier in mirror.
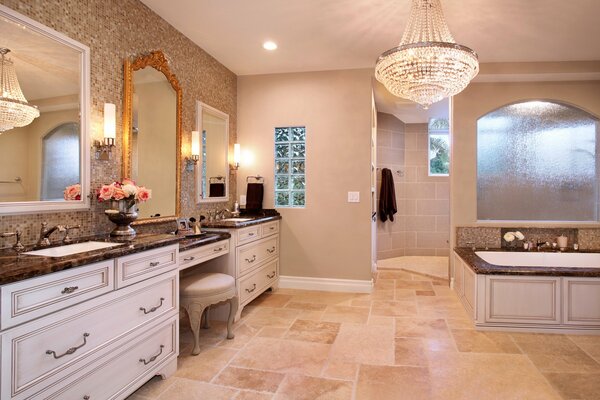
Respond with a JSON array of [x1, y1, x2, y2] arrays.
[[0, 48, 40, 133], [375, 0, 479, 109]]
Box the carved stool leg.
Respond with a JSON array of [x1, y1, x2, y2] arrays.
[[226, 296, 239, 340], [201, 307, 210, 329], [186, 303, 206, 356]]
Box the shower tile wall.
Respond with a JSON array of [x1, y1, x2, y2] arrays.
[[376, 113, 449, 260]]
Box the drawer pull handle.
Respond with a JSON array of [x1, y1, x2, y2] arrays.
[[61, 286, 79, 294], [245, 283, 257, 293], [139, 345, 164, 365], [46, 332, 90, 359], [183, 256, 195, 261], [248, 232, 255, 236], [266, 246, 276, 254], [149, 261, 160, 267], [245, 255, 256, 263], [83, 396, 90, 400], [213, 247, 224, 252], [140, 297, 165, 314], [270, 226, 275, 230], [267, 271, 276, 279]]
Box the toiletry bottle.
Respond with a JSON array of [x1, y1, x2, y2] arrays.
[[234, 201, 240, 213]]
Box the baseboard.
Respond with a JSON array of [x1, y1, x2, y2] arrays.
[[278, 275, 373, 293]]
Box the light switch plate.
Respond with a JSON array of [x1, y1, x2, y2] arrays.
[[240, 195, 247, 206], [347, 191, 360, 203]]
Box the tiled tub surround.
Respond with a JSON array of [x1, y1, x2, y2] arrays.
[[453, 247, 600, 334], [456, 226, 600, 250], [0, 0, 237, 244]]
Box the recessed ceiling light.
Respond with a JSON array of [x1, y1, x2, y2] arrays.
[[262, 41, 277, 51]]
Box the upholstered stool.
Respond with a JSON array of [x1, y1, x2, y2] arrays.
[[180, 272, 238, 355]]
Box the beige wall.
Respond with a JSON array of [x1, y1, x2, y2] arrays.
[[0, 0, 237, 245], [451, 80, 600, 250], [376, 113, 449, 259], [237, 69, 373, 281]]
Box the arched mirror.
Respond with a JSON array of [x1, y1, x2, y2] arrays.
[[123, 50, 182, 221], [0, 5, 90, 214], [196, 101, 229, 203]]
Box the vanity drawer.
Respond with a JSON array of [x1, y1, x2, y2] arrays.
[[116, 244, 178, 288], [45, 316, 177, 400], [239, 259, 278, 304], [261, 221, 279, 237], [0, 260, 114, 330], [179, 239, 229, 270], [237, 225, 261, 245], [237, 236, 278, 276], [2, 272, 177, 399]]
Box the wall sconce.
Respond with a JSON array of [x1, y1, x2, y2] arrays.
[[186, 130, 200, 171], [231, 143, 241, 170], [94, 103, 116, 161]]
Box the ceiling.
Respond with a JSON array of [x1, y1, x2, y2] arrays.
[[141, 0, 600, 76]]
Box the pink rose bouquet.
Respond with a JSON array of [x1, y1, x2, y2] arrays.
[[97, 179, 152, 205], [63, 184, 81, 201]]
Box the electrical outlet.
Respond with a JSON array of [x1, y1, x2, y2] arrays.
[[347, 191, 360, 203]]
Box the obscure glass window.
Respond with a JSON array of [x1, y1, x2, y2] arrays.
[[41, 122, 80, 201], [428, 118, 450, 176], [477, 101, 599, 221], [275, 126, 305, 207]]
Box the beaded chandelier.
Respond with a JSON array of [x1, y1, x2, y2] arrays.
[[0, 48, 40, 133], [375, 0, 479, 109]]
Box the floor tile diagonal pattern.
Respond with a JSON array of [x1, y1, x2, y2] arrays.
[[129, 270, 600, 400]]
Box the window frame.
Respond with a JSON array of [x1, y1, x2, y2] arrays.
[[428, 118, 450, 177], [274, 126, 306, 208]]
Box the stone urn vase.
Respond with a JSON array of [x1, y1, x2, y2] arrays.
[[105, 199, 138, 237]]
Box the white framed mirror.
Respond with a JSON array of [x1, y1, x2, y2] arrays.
[[196, 101, 229, 203], [0, 5, 90, 214]]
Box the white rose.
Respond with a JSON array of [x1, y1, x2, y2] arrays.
[[121, 184, 137, 197], [503, 232, 515, 242], [514, 231, 525, 240]]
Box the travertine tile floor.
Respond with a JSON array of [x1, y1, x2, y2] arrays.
[[129, 270, 600, 400]]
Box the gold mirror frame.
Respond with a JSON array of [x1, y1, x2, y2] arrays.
[[122, 50, 182, 223]]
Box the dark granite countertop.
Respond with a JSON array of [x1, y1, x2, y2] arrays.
[[454, 247, 600, 277], [0, 231, 230, 285], [202, 209, 281, 229]]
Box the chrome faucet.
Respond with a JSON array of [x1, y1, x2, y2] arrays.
[[37, 222, 65, 247], [1, 229, 24, 252], [63, 225, 81, 244]]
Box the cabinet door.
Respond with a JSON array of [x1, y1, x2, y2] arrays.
[[563, 277, 600, 326], [485, 276, 560, 324], [462, 263, 476, 318], [452, 253, 464, 297]]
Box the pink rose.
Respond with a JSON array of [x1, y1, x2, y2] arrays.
[[112, 188, 126, 200], [63, 184, 81, 201], [122, 178, 136, 186], [136, 187, 152, 202], [98, 185, 115, 201]]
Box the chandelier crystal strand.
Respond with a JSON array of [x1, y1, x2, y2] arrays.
[[0, 48, 40, 133], [375, 0, 479, 109]]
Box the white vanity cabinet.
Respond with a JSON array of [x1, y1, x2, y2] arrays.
[[0, 244, 180, 400], [203, 219, 280, 320]]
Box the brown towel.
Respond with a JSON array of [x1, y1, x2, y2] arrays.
[[209, 183, 225, 197], [379, 168, 397, 222], [246, 183, 264, 211]]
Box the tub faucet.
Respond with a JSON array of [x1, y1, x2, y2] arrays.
[[37, 222, 65, 247], [536, 240, 551, 251]]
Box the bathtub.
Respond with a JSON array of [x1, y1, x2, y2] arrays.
[[475, 251, 600, 268]]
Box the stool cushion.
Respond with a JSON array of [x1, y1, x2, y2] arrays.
[[180, 272, 235, 297]]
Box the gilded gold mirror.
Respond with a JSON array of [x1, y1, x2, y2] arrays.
[[122, 50, 182, 222]]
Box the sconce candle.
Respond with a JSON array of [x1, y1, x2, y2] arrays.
[[232, 143, 241, 170], [103, 103, 116, 145], [191, 130, 200, 161]]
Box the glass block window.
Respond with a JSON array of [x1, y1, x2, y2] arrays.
[[428, 118, 450, 176], [477, 101, 600, 221], [275, 126, 306, 207]]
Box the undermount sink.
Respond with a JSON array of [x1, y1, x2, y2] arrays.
[[220, 218, 253, 222], [23, 241, 123, 258]]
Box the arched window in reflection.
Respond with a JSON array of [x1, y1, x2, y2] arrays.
[[477, 101, 600, 221], [41, 122, 80, 201]]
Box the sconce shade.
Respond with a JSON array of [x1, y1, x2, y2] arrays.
[[233, 143, 241, 166], [103, 103, 116, 140], [191, 130, 200, 157]]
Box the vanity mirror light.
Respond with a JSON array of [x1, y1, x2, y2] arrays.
[[196, 101, 230, 203], [123, 50, 182, 221], [0, 5, 90, 214]]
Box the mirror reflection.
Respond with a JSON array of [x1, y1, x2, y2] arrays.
[[123, 50, 181, 221], [197, 102, 229, 202], [0, 12, 83, 203]]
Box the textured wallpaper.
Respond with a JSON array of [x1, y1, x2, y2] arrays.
[[0, 0, 237, 245]]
